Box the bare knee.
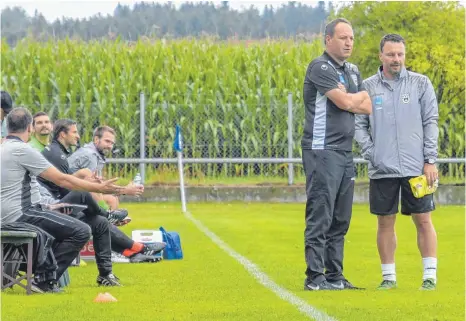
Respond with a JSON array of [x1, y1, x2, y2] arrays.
[[103, 194, 119, 209], [412, 213, 433, 232], [377, 214, 396, 230]]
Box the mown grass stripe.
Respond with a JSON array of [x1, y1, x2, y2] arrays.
[[184, 210, 338, 321]]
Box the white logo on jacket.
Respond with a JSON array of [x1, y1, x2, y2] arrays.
[[351, 74, 358, 87], [401, 93, 410, 104]]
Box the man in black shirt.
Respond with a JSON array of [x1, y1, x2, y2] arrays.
[[302, 18, 372, 291]]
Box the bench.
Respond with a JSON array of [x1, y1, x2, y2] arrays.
[[1, 231, 37, 295]]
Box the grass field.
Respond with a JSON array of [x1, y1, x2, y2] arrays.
[[1, 203, 464, 321]]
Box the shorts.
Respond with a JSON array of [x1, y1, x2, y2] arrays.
[[369, 177, 435, 215]]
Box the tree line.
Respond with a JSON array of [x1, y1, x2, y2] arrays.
[[1, 1, 332, 46]]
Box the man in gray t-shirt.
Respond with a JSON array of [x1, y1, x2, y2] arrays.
[[1, 138, 51, 222], [1, 107, 122, 293]]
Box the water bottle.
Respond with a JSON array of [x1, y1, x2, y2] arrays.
[[133, 172, 142, 186]]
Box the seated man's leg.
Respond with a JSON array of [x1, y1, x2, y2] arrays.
[[59, 191, 128, 224], [17, 205, 91, 288], [73, 213, 120, 286], [109, 225, 165, 263], [102, 194, 119, 210]]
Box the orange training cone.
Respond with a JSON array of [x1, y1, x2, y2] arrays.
[[103, 292, 118, 302], [93, 292, 117, 303]]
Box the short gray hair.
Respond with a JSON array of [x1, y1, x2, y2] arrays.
[[6, 107, 32, 134]]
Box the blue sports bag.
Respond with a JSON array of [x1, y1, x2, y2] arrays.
[[159, 227, 183, 260]]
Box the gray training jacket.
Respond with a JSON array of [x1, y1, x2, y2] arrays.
[[354, 67, 439, 179]]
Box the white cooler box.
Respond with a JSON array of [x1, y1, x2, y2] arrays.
[[132, 230, 164, 259]]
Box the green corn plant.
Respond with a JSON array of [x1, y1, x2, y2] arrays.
[[1, 37, 463, 182]]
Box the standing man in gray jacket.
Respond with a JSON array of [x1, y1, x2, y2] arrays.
[[355, 34, 439, 291]]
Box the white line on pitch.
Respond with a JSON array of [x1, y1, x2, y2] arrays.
[[184, 211, 338, 321]]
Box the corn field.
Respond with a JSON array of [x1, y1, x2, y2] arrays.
[[1, 38, 464, 182]]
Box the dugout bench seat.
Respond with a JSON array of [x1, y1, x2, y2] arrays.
[[1, 230, 36, 295]]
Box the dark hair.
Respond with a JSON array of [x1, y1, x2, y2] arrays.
[[324, 18, 352, 44], [380, 34, 405, 52], [1, 91, 13, 113], [53, 119, 77, 140], [32, 111, 49, 126], [6, 107, 32, 133], [93, 126, 116, 139]]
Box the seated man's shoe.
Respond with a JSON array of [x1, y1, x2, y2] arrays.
[[129, 253, 162, 263], [304, 279, 338, 291], [97, 273, 122, 286], [143, 242, 166, 256], [328, 279, 365, 290], [32, 281, 63, 293], [106, 209, 128, 225], [114, 216, 132, 226]]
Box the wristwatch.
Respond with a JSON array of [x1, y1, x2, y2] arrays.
[[425, 158, 436, 165]]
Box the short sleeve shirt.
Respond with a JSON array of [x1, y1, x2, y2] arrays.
[[302, 51, 366, 151], [1, 136, 52, 223]]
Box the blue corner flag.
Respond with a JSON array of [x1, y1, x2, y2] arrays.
[[174, 125, 183, 152]]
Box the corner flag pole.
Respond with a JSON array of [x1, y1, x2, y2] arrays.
[[174, 125, 187, 213]]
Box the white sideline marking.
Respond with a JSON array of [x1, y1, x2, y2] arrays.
[[184, 211, 338, 321]]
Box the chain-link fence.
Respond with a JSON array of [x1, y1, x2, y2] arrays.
[[38, 92, 465, 185]]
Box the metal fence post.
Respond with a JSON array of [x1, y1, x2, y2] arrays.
[[139, 91, 146, 184], [287, 92, 294, 185]]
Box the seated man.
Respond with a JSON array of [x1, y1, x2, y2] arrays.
[[28, 111, 52, 152], [37, 118, 130, 226], [68, 125, 139, 210], [0, 107, 122, 292], [37, 119, 165, 266], [39, 183, 165, 264]]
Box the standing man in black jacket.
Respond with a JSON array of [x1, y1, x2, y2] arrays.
[[301, 18, 372, 291]]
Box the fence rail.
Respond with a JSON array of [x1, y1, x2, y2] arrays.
[[107, 158, 466, 164], [101, 92, 464, 185]]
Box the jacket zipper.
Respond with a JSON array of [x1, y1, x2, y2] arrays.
[[390, 81, 403, 176]]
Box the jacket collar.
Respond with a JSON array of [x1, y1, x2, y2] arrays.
[[322, 51, 346, 69], [377, 65, 408, 83], [52, 139, 71, 155], [83, 142, 106, 161], [5, 135, 24, 142], [30, 134, 48, 148]]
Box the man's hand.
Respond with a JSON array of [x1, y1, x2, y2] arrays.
[[98, 178, 124, 194], [46, 203, 73, 215], [85, 171, 103, 183], [337, 82, 347, 93], [423, 163, 439, 187], [122, 182, 144, 196]]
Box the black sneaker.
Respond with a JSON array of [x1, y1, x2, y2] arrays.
[[304, 279, 338, 291], [143, 242, 166, 256], [32, 281, 63, 293], [107, 209, 128, 225], [129, 253, 162, 263], [328, 279, 365, 290], [97, 273, 122, 286]]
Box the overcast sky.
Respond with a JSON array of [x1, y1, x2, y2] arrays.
[[1, 1, 318, 22]]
